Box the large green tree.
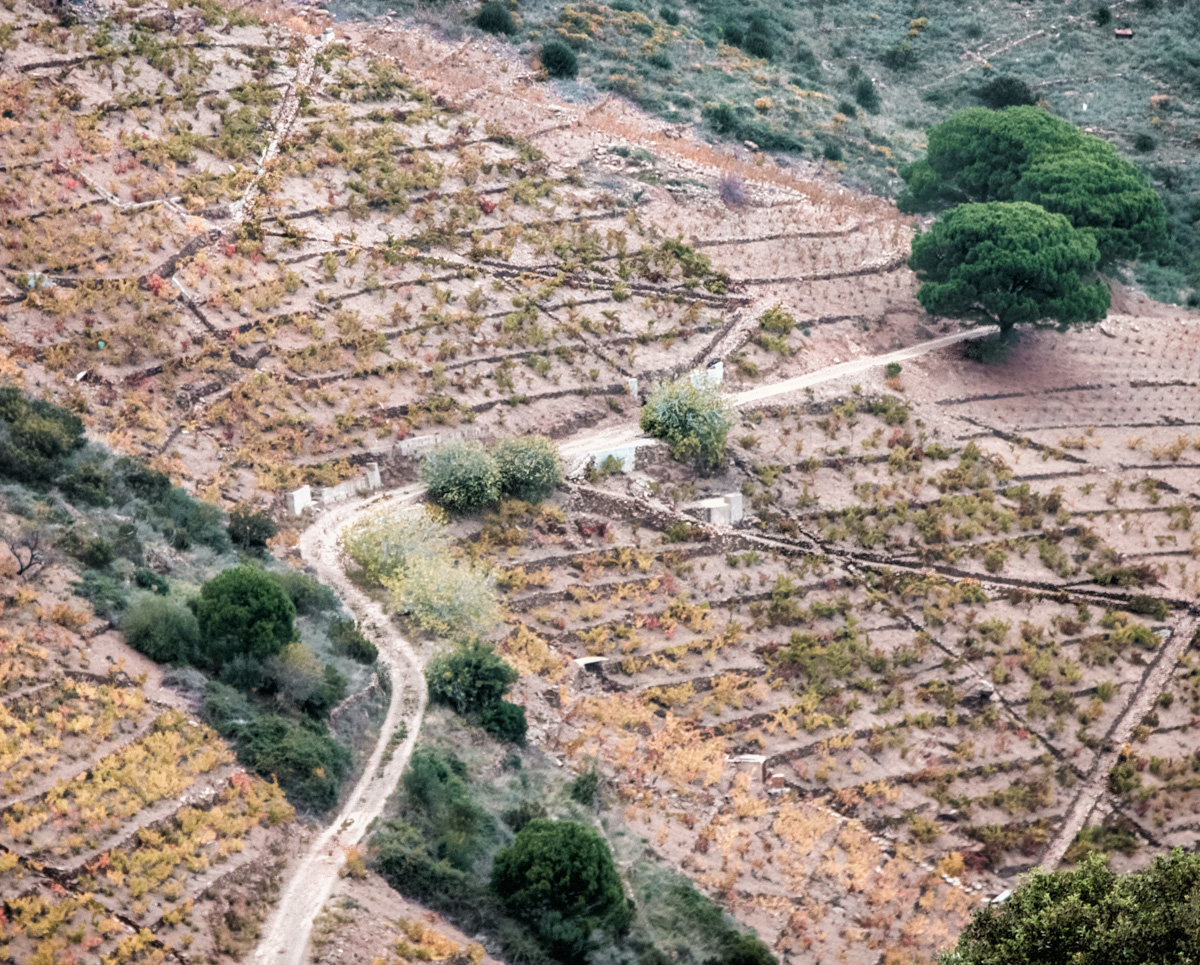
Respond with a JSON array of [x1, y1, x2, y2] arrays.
[[491, 818, 632, 961], [899, 106, 1166, 263], [908, 202, 1110, 334], [941, 849, 1200, 965], [192, 565, 297, 669]]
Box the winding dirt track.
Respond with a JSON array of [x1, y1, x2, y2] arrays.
[[249, 325, 1010, 963], [561, 325, 998, 473], [252, 484, 424, 965]]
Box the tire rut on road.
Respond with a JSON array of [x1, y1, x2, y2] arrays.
[[250, 485, 425, 965]]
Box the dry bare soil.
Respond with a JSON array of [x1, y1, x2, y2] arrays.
[[3, 1, 1200, 963]]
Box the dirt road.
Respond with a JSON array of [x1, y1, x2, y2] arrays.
[[561, 325, 997, 473], [251, 484, 425, 965], [252, 323, 1002, 962]]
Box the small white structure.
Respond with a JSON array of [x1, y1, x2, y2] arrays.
[[588, 444, 637, 473], [684, 492, 743, 526], [573, 656, 609, 670], [626, 377, 639, 396], [689, 360, 723, 390], [287, 485, 313, 516], [363, 462, 381, 490]]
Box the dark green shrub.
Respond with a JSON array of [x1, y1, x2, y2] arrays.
[[541, 40, 579, 78], [0, 387, 85, 484], [134, 567, 170, 595], [476, 1, 516, 35], [707, 934, 777, 965], [328, 616, 378, 663], [1134, 132, 1156, 153], [703, 100, 738, 135], [205, 682, 350, 811], [502, 800, 547, 832], [114, 458, 171, 503], [270, 569, 339, 615], [882, 38, 917, 70], [79, 537, 114, 570], [659, 5, 678, 24], [192, 565, 297, 670], [374, 825, 554, 965], [154, 488, 230, 552], [494, 435, 563, 503], [219, 653, 269, 690], [940, 850, 1200, 965], [492, 819, 632, 960], [403, 748, 495, 870], [822, 140, 843, 161], [123, 594, 200, 663], [480, 700, 527, 744], [758, 304, 795, 336], [640, 375, 733, 472], [228, 504, 277, 552], [421, 441, 501, 514], [854, 76, 880, 112], [59, 462, 112, 507], [976, 75, 1036, 109], [885, 362, 902, 378], [569, 767, 601, 806], [1094, 5, 1112, 24], [740, 14, 775, 60], [426, 639, 518, 716]]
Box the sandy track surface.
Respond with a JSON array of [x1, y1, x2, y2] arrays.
[[252, 484, 424, 965], [561, 325, 997, 473], [250, 325, 1002, 962]]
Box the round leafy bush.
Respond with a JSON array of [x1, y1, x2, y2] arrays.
[[541, 39, 578, 78], [640, 375, 733, 472], [480, 699, 527, 744], [476, 1, 516, 34], [421, 441, 501, 514], [854, 76, 880, 112], [229, 504, 277, 552], [1134, 132, 1156, 152], [941, 849, 1200, 965], [427, 639, 518, 715], [976, 75, 1036, 109], [60, 462, 112, 507], [495, 435, 563, 503], [491, 819, 632, 959], [659, 5, 679, 24], [123, 594, 200, 664], [192, 565, 297, 670]]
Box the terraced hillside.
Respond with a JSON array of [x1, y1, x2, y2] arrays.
[[0, 573, 296, 963], [4, 1, 1200, 964]]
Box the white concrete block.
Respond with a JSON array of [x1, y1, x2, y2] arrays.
[[286, 485, 312, 516]]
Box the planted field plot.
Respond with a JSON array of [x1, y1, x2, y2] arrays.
[[2, 0, 926, 502], [0, 540, 296, 960], [446, 353, 1199, 960]]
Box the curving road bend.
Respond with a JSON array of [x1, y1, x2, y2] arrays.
[[251, 325, 998, 963], [251, 484, 425, 965]]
